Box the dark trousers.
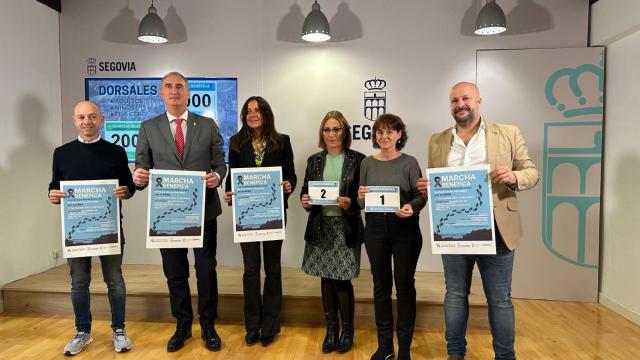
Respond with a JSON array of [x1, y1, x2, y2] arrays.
[[160, 219, 218, 330], [240, 239, 283, 335], [364, 214, 422, 350]]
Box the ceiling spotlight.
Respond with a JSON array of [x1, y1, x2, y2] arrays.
[[301, 1, 331, 42], [474, 0, 507, 35], [138, 0, 168, 43]]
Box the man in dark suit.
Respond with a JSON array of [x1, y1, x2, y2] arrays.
[[133, 72, 227, 352]]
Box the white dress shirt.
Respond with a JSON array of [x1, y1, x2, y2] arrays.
[[448, 119, 487, 167], [77, 135, 102, 144], [166, 110, 221, 183], [167, 110, 189, 140]]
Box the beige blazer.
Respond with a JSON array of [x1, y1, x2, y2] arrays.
[[428, 121, 539, 250]]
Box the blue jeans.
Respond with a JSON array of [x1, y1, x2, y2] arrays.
[[68, 248, 126, 332], [442, 240, 515, 360]]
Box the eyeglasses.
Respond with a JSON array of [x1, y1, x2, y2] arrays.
[[323, 127, 343, 134]]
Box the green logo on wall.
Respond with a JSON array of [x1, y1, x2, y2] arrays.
[[541, 51, 604, 269]]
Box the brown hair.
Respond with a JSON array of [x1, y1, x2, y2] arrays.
[[230, 96, 283, 153], [317, 110, 352, 149], [372, 113, 408, 150]]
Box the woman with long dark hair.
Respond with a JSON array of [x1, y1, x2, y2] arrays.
[[300, 111, 365, 354], [223, 96, 296, 347]]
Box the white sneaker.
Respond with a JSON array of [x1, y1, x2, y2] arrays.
[[63, 331, 93, 356], [112, 328, 133, 353]]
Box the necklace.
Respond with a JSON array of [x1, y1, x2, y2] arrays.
[[252, 138, 266, 152], [252, 138, 266, 166]]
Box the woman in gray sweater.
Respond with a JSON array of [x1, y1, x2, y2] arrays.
[[357, 113, 426, 360]]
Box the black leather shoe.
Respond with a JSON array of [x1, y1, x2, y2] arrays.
[[259, 334, 276, 347], [245, 331, 260, 346], [167, 328, 192, 352], [201, 328, 221, 351], [370, 347, 395, 360]]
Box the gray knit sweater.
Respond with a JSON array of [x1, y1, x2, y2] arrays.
[[358, 153, 426, 213]]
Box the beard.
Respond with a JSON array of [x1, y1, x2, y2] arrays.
[[452, 107, 476, 127]]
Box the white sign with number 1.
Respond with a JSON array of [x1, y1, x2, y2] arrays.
[[365, 186, 400, 212]]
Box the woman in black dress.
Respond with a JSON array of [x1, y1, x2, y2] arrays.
[[224, 96, 296, 347], [300, 111, 365, 354]]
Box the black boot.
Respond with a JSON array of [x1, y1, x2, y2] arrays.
[[336, 281, 355, 354], [321, 278, 339, 353]]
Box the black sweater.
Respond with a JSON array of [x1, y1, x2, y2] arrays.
[[48, 139, 135, 198]]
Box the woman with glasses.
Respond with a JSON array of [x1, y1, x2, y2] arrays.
[[223, 96, 296, 347], [357, 113, 425, 360], [300, 111, 365, 354]]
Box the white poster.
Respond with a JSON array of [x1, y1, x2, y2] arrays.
[[146, 169, 206, 249], [426, 165, 495, 255], [60, 179, 121, 258], [231, 167, 286, 243]]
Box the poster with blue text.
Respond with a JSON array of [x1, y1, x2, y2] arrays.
[[426, 165, 495, 254], [60, 180, 121, 258], [146, 169, 206, 248], [85, 77, 237, 162], [231, 167, 285, 243]]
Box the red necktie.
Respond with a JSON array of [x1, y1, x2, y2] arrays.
[[174, 118, 184, 160]]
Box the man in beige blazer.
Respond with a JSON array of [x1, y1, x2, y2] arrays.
[[417, 82, 538, 360]]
